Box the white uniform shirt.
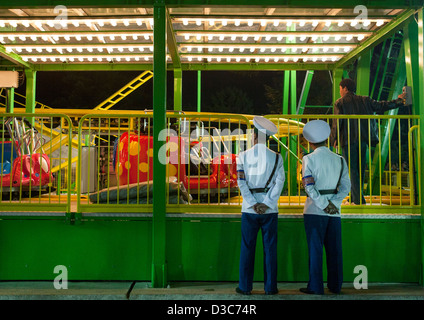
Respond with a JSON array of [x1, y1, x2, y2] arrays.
[[302, 146, 351, 217], [237, 143, 285, 214]]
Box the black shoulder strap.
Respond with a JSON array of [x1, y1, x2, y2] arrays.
[[264, 153, 279, 189]]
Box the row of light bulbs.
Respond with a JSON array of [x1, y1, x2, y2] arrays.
[[177, 32, 371, 42], [0, 18, 153, 28], [184, 46, 352, 53], [0, 33, 152, 42], [6, 45, 154, 53], [184, 55, 342, 62], [5, 44, 352, 54], [0, 17, 388, 29], [20, 54, 341, 63], [178, 18, 388, 28], [0, 32, 369, 43], [21, 55, 157, 62]]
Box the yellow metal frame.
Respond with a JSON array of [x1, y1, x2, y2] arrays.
[[0, 113, 73, 214], [1, 111, 421, 215]]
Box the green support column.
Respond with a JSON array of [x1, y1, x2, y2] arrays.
[[332, 68, 343, 104], [24, 69, 36, 114], [356, 51, 371, 96], [332, 68, 343, 154], [173, 68, 182, 111], [416, 8, 424, 287], [356, 52, 371, 199], [152, 2, 168, 288], [280, 24, 298, 195], [404, 17, 420, 114], [297, 70, 314, 115], [197, 70, 201, 112], [6, 88, 14, 113], [282, 70, 290, 114]]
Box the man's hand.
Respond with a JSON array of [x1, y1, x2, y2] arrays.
[[323, 200, 339, 215], [253, 203, 269, 214]]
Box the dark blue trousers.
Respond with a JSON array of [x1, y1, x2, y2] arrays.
[[304, 214, 343, 294], [239, 212, 278, 293]]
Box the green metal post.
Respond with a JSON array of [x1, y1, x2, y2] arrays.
[[197, 70, 201, 112], [356, 51, 371, 199], [290, 70, 297, 114], [332, 68, 343, 104], [356, 51, 371, 96], [174, 68, 182, 111], [332, 68, 343, 154], [404, 17, 420, 115], [282, 71, 290, 114], [297, 70, 314, 115], [152, 2, 167, 288], [24, 69, 36, 114], [404, 17, 421, 212], [416, 8, 424, 287], [6, 88, 14, 113]]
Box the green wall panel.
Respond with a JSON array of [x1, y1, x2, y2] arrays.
[[0, 219, 152, 281], [0, 217, 419, 283], [166, 217, 421, 284]]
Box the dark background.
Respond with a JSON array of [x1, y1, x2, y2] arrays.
[[15, 70, 334, 115]]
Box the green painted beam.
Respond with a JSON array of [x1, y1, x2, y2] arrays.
[[173, 68, 182, 111], [24, 69, 36, 114], [0, 45, 33, 69], [30, 63, 332, 72], [166, 8, 181, 69], [197, 70, 201, 112], [181, 63, 334, 71], [152, 3, 168, 289], [32, 64, 154, 71], [404, 18, 420, 114], [6, 87, 14, 113], [416, 8, 424, 286], [332, 67, 343, 154], [334, 9, 416, 69], [297, 70, 314, 115], [332, 68, 343, 103], [356, 50, 371, 96]]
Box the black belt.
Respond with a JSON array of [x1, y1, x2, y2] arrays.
[[250, 188, 270, 194], [319, 189, 337, 195]]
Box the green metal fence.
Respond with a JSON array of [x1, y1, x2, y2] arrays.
[[76, 112, 252, 215], [266, 114, 421, 211], [1, 112, 420, 216], [0, 113, 73, 215]]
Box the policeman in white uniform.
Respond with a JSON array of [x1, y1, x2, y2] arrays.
[[300, 120, 351, 295], [236, 116, 285, 295]]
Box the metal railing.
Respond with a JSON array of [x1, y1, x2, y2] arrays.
[[0, 113, 73, 215], [0, 112, 421, 216], [76, 112, 252, 214], [265, 114, 421, 209]]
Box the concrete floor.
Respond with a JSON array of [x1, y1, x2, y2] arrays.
[[0, 281, 422, 300]]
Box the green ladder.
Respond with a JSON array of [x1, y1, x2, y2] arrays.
[[366, 32, 406, 196]]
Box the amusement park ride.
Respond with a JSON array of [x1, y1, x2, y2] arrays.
[[0, 117, 52, 198]]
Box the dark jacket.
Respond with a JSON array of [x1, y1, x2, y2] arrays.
[[330, 92, 404, 147]]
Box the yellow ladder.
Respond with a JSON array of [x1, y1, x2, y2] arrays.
[[93, 70, 153, 111]]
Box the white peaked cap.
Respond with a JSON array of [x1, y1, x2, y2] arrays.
[[253, 116, 278, 136], [302, 120, 331, 143]]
